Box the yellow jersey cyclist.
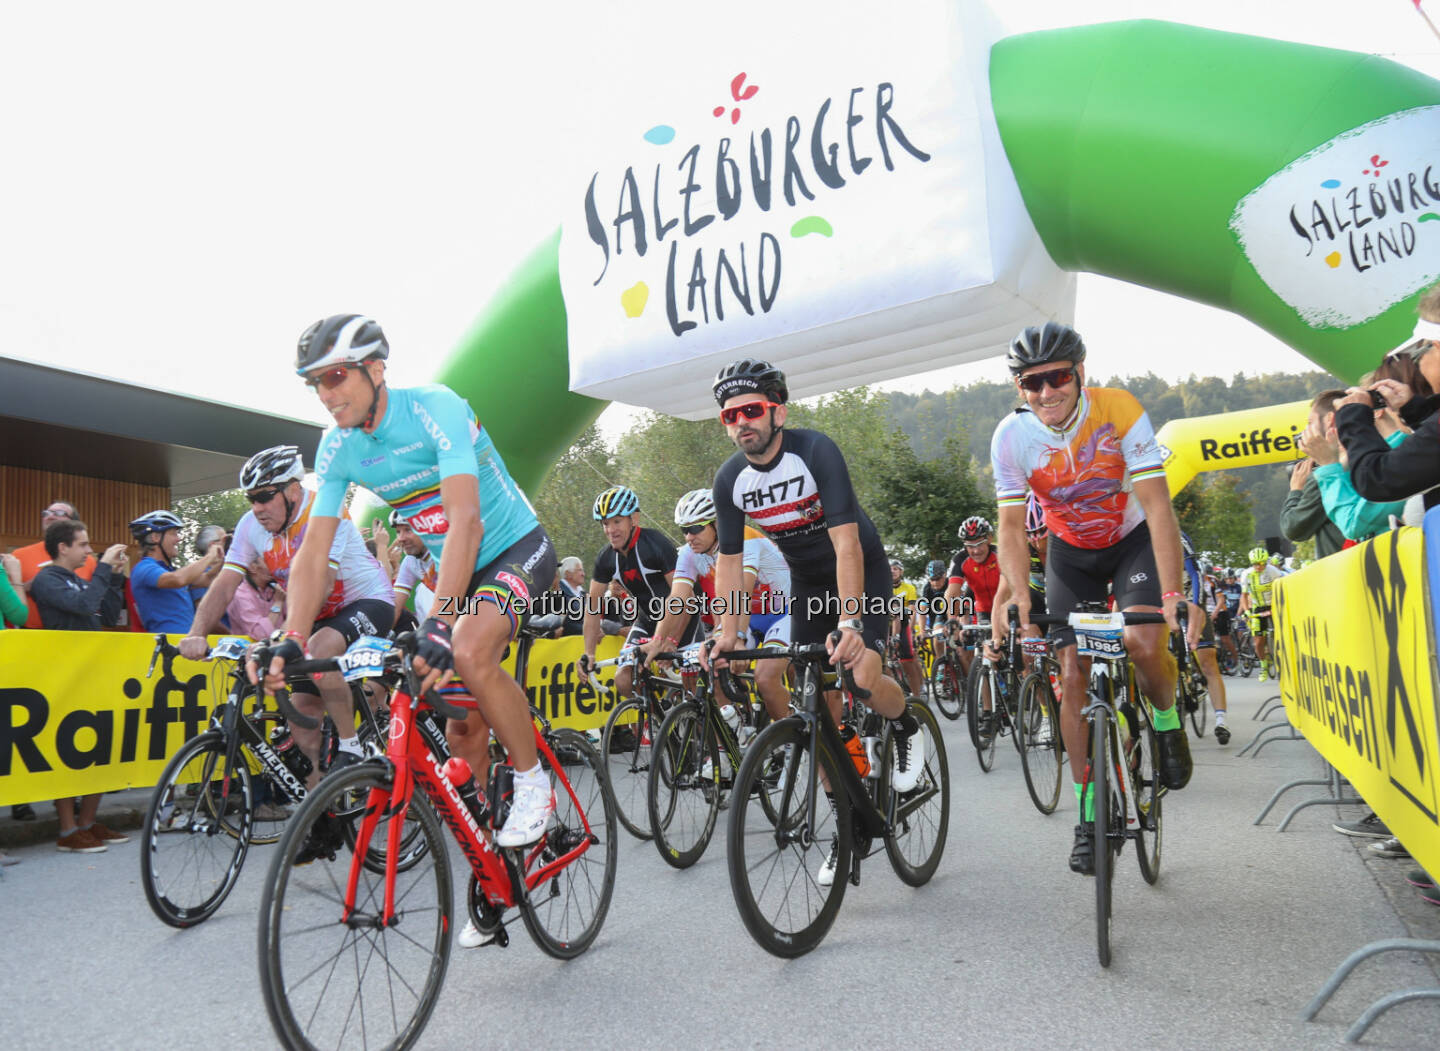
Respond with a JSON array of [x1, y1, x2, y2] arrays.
[[640, 488, 794, 723], [1239, 547, 1283, 681], [888, 558, 924, 698], [989, 322, 1198, 877], [257, 314, 558, 854]]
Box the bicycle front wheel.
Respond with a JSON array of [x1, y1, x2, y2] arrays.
[[966, 663, 998, 772], [1133, 708, 1164, 885], [1017, 673, 1063, 815], [727, 720, 851, 958], [1091, 709, 1115, 969], [1189, 680, 1209, 738], [259, 765, 451, 1051], [602, 697, 656, 840], [648, 702, 721, 869], [929, 654, 963, 721], [882, 701, 949, 886], [519, 729, 617, 959], [141, 729, 251, 928]]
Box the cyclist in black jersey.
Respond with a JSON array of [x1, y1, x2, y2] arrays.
[[703, 359, 924, 794], [577, 485, 688, 701], [921, 559, 948, 630]]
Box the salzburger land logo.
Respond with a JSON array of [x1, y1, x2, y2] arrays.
[[578, 73, 932, 337], [1230, 105, 1440, 329]]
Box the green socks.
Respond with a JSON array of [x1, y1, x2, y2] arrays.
[[1152, 706, 1180, 732], [1073, 782, 1094, 821]]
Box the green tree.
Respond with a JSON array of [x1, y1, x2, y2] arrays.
[[175, 488, 250, 562], [531, 424, 623, 567], [612, 411, 736, 543], [1173, 472, 1255, 565]]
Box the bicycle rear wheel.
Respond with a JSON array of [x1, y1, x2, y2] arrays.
[[966, 663, 998, 772], [1132, 707, 1163, 885], [1090, 708, 1114, 968], [648, 702, 721, 869], [929, 654, 963, 721], [258, 766, 451, 1051], [727, 720, 851, 958], [1189, 676, 1209, 738], [141, 730, 251, 928], [1017, 672, 1063, 815], [882, 701, 949, 886], [602, 697, 655, 840], [519, 729, 617, 959]]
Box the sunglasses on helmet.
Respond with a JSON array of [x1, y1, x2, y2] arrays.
[[1017, 367, 1076, 393], [719, 400, 782, 425], [303, 364, 358, 390]]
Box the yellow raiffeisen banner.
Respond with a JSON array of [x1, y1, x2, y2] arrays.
[[1156, 399, 1310, 494], [0, 631, 626, 806], [1273, 529, 1440, 882]]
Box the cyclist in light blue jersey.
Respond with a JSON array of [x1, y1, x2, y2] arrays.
[[260, 314, 558, 860]]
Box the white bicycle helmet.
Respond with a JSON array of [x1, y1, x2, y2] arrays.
[[674, 489, 716, 527]]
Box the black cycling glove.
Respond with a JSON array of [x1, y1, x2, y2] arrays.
[[416, 617, 455, 674], [266, 630, 306, 667]]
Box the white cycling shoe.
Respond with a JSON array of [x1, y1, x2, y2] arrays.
[[495, 780, 556, 848]]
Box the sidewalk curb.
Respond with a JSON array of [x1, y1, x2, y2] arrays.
[[1, 804, 146, 849]]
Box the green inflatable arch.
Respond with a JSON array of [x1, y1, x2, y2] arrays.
[[427, 20, 1440, 495]]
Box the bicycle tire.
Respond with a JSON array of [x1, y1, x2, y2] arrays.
[[1132, 706, 1163, 885], [647, 702, 721, 870], [141, 729, 251, 928], [519, 729, 617, 959], [1091, 705, 1114, 968], [727, 719, 851, 958], [601, 696, 655, 840], [1188, 677, 1209, 738], [881, 701, 949, 886], [966, 663, 998, 772], [259, 764, 451, 1051], [1017, 673, 1063, 815], [930, 655, 963, 721]]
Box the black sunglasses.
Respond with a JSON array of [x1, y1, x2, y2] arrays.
[[1017, 367, 1076, 393], [246, 487, 283, 504], [681, 522, 713, 535]]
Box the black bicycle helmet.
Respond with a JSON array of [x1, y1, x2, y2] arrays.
[[926, 559, 946, 577], [295, 314, 389, 375], [713, 358, 788, 406], [1006, 321, 1086, 375]]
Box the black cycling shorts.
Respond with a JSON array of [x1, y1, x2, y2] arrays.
[[1045, 521, 1163, 649], [464, 524, 556, 639], [291, 599, 397, 698], [896, 619, 916, 660], [790, 550, 892, 655], [1214, 609, 1232, 636]]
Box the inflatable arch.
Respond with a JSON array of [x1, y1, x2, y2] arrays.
[[397, 18, 1440, 496], [1155, 400, 1311, 495]]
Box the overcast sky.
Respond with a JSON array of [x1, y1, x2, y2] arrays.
[[3, 1, 1436, 439]]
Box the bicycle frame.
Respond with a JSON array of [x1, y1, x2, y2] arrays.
[[1078, 660, 1146, 836], [344, 689, 598, 928]]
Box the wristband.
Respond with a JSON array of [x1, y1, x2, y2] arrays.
[[269, 604, 283, 614], [283, 630, 306, 643], [1161, 591, 1182, 601]]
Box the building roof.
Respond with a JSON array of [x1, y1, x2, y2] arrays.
[[0, 356, 325, 498]]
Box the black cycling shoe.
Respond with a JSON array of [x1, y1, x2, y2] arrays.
[[1155, 726, 1194, 789], [1214, 723, 1231, 746], [292, 813, 345, 866], [1070, 823, 1095, 875], [326, 749, 363, 774]]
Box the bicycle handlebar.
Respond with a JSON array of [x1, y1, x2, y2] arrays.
[[710, 634, 871, 700]]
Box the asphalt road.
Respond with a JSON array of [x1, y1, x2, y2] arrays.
[[4, 676, 1437, 1050]]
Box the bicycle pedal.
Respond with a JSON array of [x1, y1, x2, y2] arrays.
[[848, 857, 862, 887]]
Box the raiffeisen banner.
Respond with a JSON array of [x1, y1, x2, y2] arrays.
[[557, 0, 1073, 419], [1155, 400, 1311, 494]]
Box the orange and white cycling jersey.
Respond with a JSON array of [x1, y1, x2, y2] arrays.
[[991, 387, 1167, 550], [225, 489, 392, 621]]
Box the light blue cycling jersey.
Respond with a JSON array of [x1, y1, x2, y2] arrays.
[[313, 384, 538, 570]]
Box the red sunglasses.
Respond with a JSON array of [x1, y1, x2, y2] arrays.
[[719, 400, 782, 425], [1017, 367, 1076, 393], [303, 364, 357, 390]]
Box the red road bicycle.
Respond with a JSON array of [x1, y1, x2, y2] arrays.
[[256, 632, 617, 1050]]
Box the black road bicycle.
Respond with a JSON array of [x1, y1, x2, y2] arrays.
[[139, 635, 407, 929], [722, 637, 949, 958]]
